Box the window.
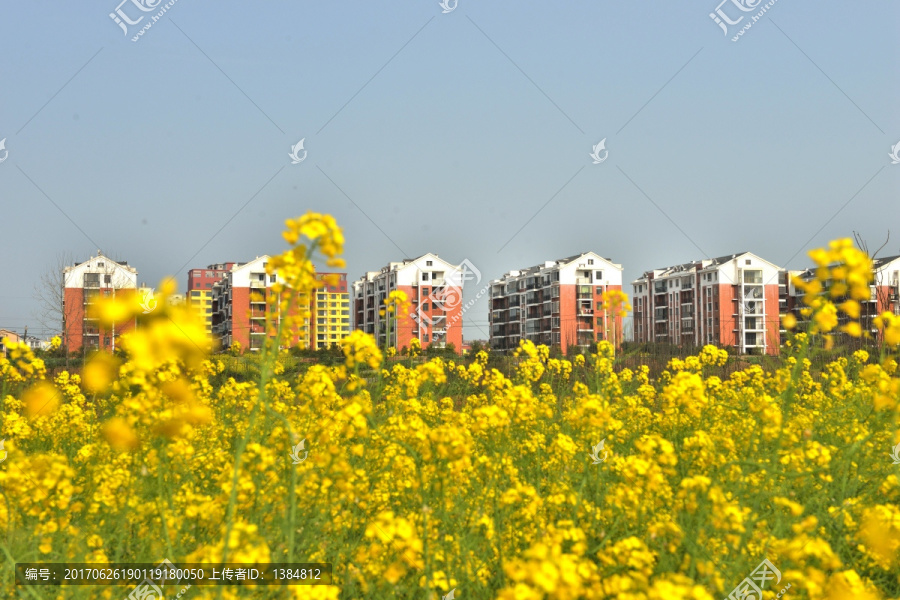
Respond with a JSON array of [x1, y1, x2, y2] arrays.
[[745, 259, 751, 265], [426, 260, 433, 266], [422, 303, 430, 311], [587, 259, 594, 265], [422, 273, 429, 281], [97, 262, 105, 268], [595, 271, 603, 280], [421, 287, 429, 296], [105, 275, 112, 284], [205, 283, 212, 288], [596, 286, 603, 295], [269, 274, 276, 283]]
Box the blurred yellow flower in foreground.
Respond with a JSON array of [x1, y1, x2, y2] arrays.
[[102, 417, 139, 452], [23, 381, 59, 419]]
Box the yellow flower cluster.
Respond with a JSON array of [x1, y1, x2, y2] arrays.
[[2, 226, 899, 600], [792, 238, 874, 341], [599, 289, 633, 316]]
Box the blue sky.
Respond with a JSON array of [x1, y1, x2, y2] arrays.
[[1, 1, 898, 341]]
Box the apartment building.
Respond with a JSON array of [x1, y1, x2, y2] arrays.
[[632, 252, 781, 355], [352, 254, 466, 351], [0, 329, 19, 357], [871, 255, 900, 316], [188, 263, 239, 335], [210, 256, 349, 351], [62, 252, 138, 352], [311, 273, 351, 350], [488, 252, 624, 353]]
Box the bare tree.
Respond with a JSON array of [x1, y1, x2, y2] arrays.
[[853, 231, 893, 347], [32, 252, 77, 364]]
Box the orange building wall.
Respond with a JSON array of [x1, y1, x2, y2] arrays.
[[232, 287, 251, 350], [763, 284, 780, 355], [64, 287, 84, 352], [558, 284, 577, 351], [64, 287, 137, 352], [717, 283, 736, 349], [717, 283, 780, 355], [395, 283, 464, 352]]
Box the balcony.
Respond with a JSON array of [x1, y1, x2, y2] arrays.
[[740, 271, 763, 284], [249, 280, 266, 288], [653, 282, 667, 294]]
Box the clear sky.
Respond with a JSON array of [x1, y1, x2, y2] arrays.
[[1, 1, 898, 341]]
